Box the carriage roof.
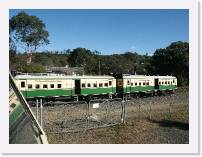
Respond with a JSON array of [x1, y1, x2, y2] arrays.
[[14, 74, 115, 80], [123, 75, 176, 79]]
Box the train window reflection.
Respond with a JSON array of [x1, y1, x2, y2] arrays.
[[9, 73, 48, 144]]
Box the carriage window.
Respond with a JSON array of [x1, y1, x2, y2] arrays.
[[99, 83, 103, 87], [109, 81, 112, 86], [57, 84, 62, 88], [173, 80, 175, 83], [143, 82, 145, 85], [135, 82, 137, 86], [50, 84, 54, 88], [147, 82, 149, 85], [162, 82, 164, 85], [28, 84, 32, 89], [21, 81, 25, 88], [87, 83, 91, 87], [131, 83, 133, 86], [168, 81, 170, 85], [35, 84, 40, 89], [93, 83, 97, 87], [139, 82, 141, 86], [104, 83, 108, 87], [165, 81, 167, 84], [159, 82, 161, 85], [82, 83, 85, 88], [43, 84, 48, 88], [127, 80, 130, 85]]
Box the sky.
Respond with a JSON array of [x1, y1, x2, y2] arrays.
[[9, 9, 189, 55]]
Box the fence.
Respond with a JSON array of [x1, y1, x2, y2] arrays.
[[30, 93, 188, 133]]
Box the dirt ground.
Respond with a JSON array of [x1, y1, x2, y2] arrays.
[[42, 87, 189, 144]]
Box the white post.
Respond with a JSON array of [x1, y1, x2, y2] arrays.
[[121, 100, 125, 123], [99, 60, 101, 75], [36, 99, 38, 121]]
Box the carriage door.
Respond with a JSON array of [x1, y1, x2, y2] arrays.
[[20, 80, 27, 97], [154, 78, 159, 89], [116, 79, 123, 93], [75, 80, 81, 94]]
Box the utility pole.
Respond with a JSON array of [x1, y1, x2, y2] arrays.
[[134, 63, 137, 75]]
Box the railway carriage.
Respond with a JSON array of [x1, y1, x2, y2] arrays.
[[123, 75, 155, 93], [76, 76, 116, 97], [15, 75, 76, 98], [114, 74, 177, 96], [14, 73, 177, 100], [115, 74, 155, 95], [14, 74, 117, 99], [152, 76, 177, 91]]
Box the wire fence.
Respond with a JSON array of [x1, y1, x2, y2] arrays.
[[30, 93, 189, 133], [88, 98, 123, 128]]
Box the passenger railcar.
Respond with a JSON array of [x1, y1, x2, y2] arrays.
[[114, 74, 177, 96], [76, 76, 116, 96], [14, 75, 76, 98], [14, 74, 177, 100], [154, 76, 177, 91], [14, 74, 116, 99]]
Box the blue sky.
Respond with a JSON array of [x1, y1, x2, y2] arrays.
[[9, 9, 188, 55]]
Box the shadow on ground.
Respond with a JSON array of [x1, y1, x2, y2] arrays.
[[147, 118, 189, 130]]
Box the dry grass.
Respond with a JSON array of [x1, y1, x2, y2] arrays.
[[31, 87, 189, 144], [47, 104, 188, 144]]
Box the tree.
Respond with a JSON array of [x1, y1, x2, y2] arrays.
[[24, 63, 45, 73], [68, 48, 93, 67], [9, 11, 49, 63], [151, 41, 189, 86]]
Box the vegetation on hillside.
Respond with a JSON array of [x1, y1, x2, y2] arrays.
[[9, 11, 189, 86]]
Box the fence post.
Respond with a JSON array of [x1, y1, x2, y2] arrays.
[[123, 101, 126, 124], [121, 99, 125, 124], [86, 101, 90, 130], [40, 99, 43, 128], [36, 99, 38, 121]]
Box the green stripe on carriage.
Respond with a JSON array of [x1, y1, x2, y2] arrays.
[[81, 87, 116, 95], [9, 105, 24, 127], [124, 86, 155, 93], [21, 89, 74, 98], [159, 85, 177, 90]]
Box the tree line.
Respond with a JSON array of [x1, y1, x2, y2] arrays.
[[10, 41, 189, 86]]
